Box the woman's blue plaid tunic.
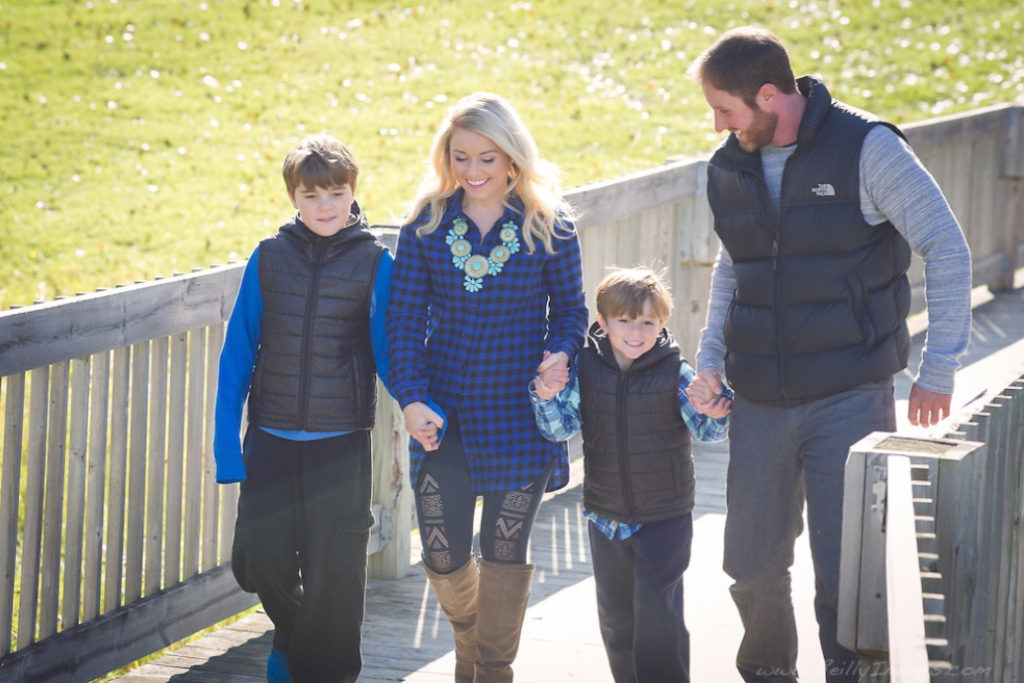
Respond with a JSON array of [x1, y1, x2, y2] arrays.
[[387, 192, 588, 494]]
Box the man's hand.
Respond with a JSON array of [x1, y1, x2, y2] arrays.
[[402, 401, 445, 451], [908, 383, 952, 427], [686, 368, 733, 419]]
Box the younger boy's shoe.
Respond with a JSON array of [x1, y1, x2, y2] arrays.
[[266, 647, 293, 683]]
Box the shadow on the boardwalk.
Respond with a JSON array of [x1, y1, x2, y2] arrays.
[[120, 473, 601, 682]]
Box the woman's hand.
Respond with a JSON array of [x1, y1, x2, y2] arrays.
[[402, 402, 445, 451], [534, 351, 570, 399]]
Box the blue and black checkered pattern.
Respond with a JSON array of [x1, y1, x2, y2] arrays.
[[387, 191, 588, 494]]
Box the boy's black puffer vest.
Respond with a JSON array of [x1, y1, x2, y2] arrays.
[[579, 322, 693, 524], [248, 202, 386, 431], [707, 76, 912, 404]]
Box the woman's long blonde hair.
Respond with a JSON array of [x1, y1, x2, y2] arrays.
[[403, 92, 577, 254]]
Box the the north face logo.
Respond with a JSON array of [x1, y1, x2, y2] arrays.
[[811, 183, 836, 197]]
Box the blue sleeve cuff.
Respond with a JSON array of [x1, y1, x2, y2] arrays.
[[215, 453, 247, 484]]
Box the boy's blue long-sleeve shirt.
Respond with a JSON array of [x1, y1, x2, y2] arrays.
[[530, 358, 731, 539], [212, 246, 393, 484]]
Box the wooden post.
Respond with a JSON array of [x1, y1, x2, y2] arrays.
[[994, 106, 1023, 291], [837, 432, 983, 666]]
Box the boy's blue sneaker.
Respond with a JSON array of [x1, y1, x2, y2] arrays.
[[266, 647, 292, 683]]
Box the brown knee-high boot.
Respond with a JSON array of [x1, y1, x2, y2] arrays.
[[474, 559, 535, 683], [425, 558, 479, 683]]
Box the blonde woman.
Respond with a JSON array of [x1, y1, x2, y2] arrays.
[[387, 93, 587, 682]]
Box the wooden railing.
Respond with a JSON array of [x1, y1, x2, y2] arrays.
[[839, 372, 1024, 681], [1, 103, 1022, 681]]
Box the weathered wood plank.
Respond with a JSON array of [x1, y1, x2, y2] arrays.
[[567, 158, 704, 230], [0, 372, 25, 655], [104, 346, 131, 613], [165, 333, 187, 586], [125, 340, 150, 604], [183, 328, 206, 578], [38, 361, 69, 638], [203, 325, 221, 570], [884, 455, 931, 681], [145, 337, 168, 595], [82, 350, 109, 622], [17, 366, 49, 648], [0, 565, 258, 683], [838, 442, 868, 653], [0, 264, 245, 377], [62, 356, 90, 629]]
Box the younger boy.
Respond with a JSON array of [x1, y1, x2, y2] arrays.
[[214, 134, 391, 683], [530, 266, 732, 683]]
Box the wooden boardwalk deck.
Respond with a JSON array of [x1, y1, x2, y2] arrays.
[[110, 282, 1024, 683], [110, 440, 826, 683]]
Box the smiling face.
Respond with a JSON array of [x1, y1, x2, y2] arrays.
[[448, 127, 513, 210], [289, 182, 355, 237], [597, 298, 664, 371], [702, 82, 778, 153]]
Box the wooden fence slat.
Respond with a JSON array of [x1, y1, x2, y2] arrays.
[[1001, 385, 1024, 675], [82, 351, 110, 622], [164, 334, 187, 586], [145, 337, 168, 596], [17, 366, 49, 648], [201, 325, 220, 571], [61, 357, 91, 629], [104, 346, 131, 614], [0, 372, 25, 655], [884, 455, 931, 681], [182, 328, 206, 578], [211, 320, 238, 565], [124, 341, 150, 604], [38, 361, 70, 638], [991, 392, 1018, 679]]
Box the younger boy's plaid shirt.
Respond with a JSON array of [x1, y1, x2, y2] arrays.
[[387, 192, 587, 494]]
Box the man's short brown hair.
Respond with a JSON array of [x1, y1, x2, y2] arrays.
[[689, 26, 797, 107]]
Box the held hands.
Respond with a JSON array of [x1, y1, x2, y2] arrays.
[[533, 350, 570, 401], [907, 383, 952, 428], [686, 368, 733, 419], [403, 401, 445, 451]]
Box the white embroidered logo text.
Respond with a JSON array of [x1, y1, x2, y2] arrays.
[[811, 183, 836, 197]]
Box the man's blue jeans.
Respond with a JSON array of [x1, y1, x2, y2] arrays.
[[723, 379, 896, 683]]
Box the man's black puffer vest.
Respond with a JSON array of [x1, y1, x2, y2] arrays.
[[579, 322, 694, 524], [707, 76, 912, 404], [248, 202, 386, 431]]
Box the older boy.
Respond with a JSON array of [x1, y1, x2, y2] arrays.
[[213, 134, 391, 683], [530, 266, 731, 683]]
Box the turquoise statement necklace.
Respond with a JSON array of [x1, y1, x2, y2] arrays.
[[446, 216, 521, 292]]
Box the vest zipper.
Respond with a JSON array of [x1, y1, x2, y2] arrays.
[[298, 239, 326, 426], [616, 371, 635, 514], [773, 178, 787, 400]]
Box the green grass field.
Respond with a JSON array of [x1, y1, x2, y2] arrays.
[[2, 0, 1022, 309]]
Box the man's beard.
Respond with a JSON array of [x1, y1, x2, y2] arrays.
[[737, 106, 778, 152]]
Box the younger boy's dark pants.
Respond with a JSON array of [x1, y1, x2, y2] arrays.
[[231, 427, 373, 683], [589, 513, 693, 683]]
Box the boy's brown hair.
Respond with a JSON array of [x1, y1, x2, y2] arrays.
[[595, 266, 673, 323], [282, 134, 359, 197]]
